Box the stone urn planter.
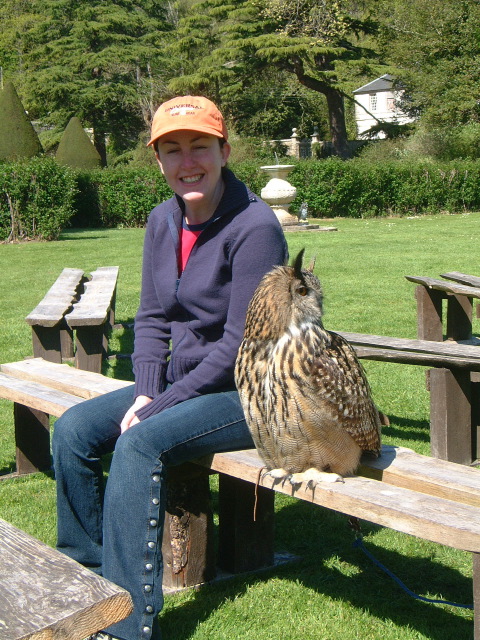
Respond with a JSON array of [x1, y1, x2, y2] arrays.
[[260, 165, 299, 226]]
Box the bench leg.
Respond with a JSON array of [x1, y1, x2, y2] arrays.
[[218, 473, 275, 574], [446, 294, 473, 342], [472, 373, 480, 462], [14, 403, 51, 475], [60, 324, 75, 360], [31, 325, 63, 363], [429, 368, 473, 464], [415, 286, 444, 341], [75, 326, 104, 373], [162, 464, 216, 590], [474, 552, 479, 640]]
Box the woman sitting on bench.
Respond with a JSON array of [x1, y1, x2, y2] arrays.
[[52, 96, 287, 640]]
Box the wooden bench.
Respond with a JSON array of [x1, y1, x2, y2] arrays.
[[26, 266, 119, 373], [406, 272, 480, 343], [0, 358, 479, 638], [25, 268, 85, 364], [194, 446, 480, 640], [0, 517, 133, 640], [0, 358, 132, 477], [404, 272, 480, 465]]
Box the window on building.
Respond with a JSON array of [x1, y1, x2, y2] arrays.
[[387, 97, 395, 111], [369, 93, 377, 111]]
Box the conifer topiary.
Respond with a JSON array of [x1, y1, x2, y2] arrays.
[[56, 116, 102, 169], [0, 81, 43, 161]]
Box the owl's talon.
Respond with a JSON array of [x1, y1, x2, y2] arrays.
[[289, 475, 303, 488], [290, 468, 344, 488], [263, 468, 290, 485]]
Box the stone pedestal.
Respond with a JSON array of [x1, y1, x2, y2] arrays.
[[260, 165, 298, 226]]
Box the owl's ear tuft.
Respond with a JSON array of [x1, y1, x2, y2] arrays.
[[292, 249, 305, 280], [307, 255, 316, 273]]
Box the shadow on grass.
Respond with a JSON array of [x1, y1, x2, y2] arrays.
[[0, 459, 16, 476], [382, 414, 431, 443], [59, 228, 107, 241], [160, 500, 473, 640], [103, 317, 135, 382]]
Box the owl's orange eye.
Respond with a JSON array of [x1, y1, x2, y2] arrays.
[[297, 286, 308, 296]]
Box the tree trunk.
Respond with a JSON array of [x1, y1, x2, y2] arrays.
[[324, 86, 351, 159], [93, 127, 107, 167], [288, 60, 351, 160]]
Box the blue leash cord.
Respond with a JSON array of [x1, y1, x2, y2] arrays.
[[349, 519, 473, 610]]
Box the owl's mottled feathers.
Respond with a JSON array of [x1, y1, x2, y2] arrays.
[[235, 250, 383, 486]]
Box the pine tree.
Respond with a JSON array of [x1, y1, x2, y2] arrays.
[[55, 117, 102, 169], [172, 0, 379, 158], [0, 81, 43, 161], [1, 0, 173, 165]]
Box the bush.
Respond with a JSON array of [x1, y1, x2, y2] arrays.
[[71, 163, 269, 228], [0, 157, 76, 241], [96, 168, 172, 227], [288, 158, 480, 218], [73, 158, 480, 227]]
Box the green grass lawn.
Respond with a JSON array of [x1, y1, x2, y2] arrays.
[[0, 212, 479, 639]]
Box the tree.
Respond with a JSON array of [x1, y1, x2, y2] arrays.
[[1, 0, 173, 164], [377, 0, 480, 128], [171, 0, 380, 157]]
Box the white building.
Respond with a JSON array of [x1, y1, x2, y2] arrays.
[[353, 74, 415, 139]]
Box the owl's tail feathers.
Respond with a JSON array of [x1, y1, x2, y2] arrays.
[[379, 410, 390, 427], [368, 408, 389, 459]]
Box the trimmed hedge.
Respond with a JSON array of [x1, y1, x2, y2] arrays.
[[70, 162, 264, 229], [56, 117, 102, 170], [288, 158, 480, 218], [2, 158, 480, 240], [97, 168, 173, 227], [0, 82, 43, 161], [0, 158, 76, 241]]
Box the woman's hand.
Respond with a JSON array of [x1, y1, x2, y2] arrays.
[[120, 395, 153, 433]]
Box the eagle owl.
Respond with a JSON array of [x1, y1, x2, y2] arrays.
[[235, 250, 383, 486]]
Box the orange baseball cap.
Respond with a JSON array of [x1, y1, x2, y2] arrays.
[[148, 96, 228, 146]]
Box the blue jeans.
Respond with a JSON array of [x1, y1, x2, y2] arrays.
[[52, 385, 254, 640]]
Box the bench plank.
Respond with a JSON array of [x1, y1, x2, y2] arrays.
[[338, 332, 480, 360], [25, 268, 85, 327], [405, 275, 480, 300], [0, 372, 84, 417], [358, 445, 480, 507], [66, 266, 119, 327], [195, 448, 480, 552], [441, 272, 480, 288], [354, 345, 480, 369], [1, 358, 132, 400], [0, 518, 132, 640]]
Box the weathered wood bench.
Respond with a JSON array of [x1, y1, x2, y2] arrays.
[[406, 272, 480, 343], [26, 266, 119, 373], [0, 358, 132, 477], [0, 358, 479, 637], [404, 272, 480, 465], [0, 517, 133, 640], [25, 267, 85, 364]]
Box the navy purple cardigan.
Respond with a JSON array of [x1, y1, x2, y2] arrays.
[[133, 168, 288, 421]]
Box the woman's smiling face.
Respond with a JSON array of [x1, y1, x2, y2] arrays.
[[155, 130, 231, 221]]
